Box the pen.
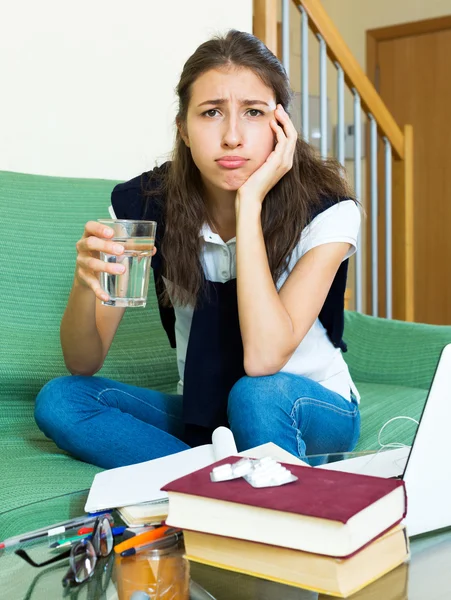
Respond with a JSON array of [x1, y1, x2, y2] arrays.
[[88, 510, 114, 516], [50, 534, 92, 549], [77, 525, 126, 537], [0, 513, 113, 550], [114, 525, 175, 555], [120, 531, 183, 557]]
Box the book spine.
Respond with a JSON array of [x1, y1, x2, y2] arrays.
[[402, 483, 408, 519]]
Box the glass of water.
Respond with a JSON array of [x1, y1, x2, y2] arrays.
[[97, 219, 157, 308]]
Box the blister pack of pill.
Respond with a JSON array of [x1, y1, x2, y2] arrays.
[[210, 456, 298, 488], [244, 456, 298, 488]]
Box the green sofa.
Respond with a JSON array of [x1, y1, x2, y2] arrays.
[[2, 169, 451, 538]]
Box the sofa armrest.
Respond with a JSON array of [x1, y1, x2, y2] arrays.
[[343, 311, 451, 390]]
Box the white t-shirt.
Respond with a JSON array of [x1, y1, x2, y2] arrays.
[[165, 200, 361, 402]]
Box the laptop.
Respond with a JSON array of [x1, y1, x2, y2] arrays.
[[317, 343, 451, 536]]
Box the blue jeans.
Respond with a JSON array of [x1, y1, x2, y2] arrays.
[[35, 373, 360, 469]]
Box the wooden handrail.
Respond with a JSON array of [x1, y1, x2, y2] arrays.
[[293, 0, 404, 160], [393, 125, 415, 321], [253, 0, 278, 56]]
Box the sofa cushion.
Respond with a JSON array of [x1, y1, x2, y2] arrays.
[[354, 382, 427, 451], [0, 398, 101, 537], [344, 311, 451, 390]]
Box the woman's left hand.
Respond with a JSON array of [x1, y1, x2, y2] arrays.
[[237, 104, 298, 204]]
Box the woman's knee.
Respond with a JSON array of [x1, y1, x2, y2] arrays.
[[227, 373, 316, 442], [228, 373, 300, 420], [34, 375, 90, 437], [228, 374, 275, 426]]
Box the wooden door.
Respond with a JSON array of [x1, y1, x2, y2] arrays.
[[367, 17, 451, 325]]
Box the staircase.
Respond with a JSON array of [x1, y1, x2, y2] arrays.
[[253, 0, 414, 321]]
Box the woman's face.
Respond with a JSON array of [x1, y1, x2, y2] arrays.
[[182, 66, 277, 194]]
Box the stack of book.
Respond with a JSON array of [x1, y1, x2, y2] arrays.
[[162, 457, 410, 598]]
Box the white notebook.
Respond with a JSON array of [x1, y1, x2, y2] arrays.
[[84, 427, 308, 513]]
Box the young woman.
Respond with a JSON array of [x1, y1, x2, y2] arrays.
[[35, 30, 361, 469]]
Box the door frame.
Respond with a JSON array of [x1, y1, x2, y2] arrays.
[[367, 15, 451, 86], [365, 15, 451, 318]]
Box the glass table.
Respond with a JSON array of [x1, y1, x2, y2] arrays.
[[1, 456, 450, 599]]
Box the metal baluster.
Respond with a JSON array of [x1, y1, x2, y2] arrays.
[[336, 64, 345, 167], [282, 0, 290, 77], [369, 114, 378, 317], [384, 138, 393, 319], [353, 90, 363, 313], [318, 34, 327, 159], [300, 6, 309, 141]]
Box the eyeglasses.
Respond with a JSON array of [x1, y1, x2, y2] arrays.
[[22, 553, 116, 600], [15, 516, 114, 588]]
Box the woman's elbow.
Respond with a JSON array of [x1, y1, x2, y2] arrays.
[[243, 334, 298, 376], [64, 358, 103, 377], [243, 352, 285, 378]]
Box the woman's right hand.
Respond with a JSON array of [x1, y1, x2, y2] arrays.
[[74, 221, 125, 302]]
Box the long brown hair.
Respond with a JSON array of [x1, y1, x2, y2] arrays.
[[147, 30, 353, 306]]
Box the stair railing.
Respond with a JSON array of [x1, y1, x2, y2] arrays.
[[253, 0, 414, 321]]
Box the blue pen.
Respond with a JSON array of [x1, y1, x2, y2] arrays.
[[88, 509, 114, 517]]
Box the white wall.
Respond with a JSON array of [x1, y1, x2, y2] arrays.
[[0, 0, 252, 180]]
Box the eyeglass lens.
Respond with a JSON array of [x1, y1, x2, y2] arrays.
[[72, 542, 97, 584], [92, 517, 113, 557]]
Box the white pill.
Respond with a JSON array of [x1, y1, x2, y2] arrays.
[[211, 464, 233, 481], [258, 463, 280, 477], [232, 459, 253, 477], [255, 457, 276, 469]]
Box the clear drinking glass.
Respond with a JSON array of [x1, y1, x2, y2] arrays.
[[97, 219, 157, 308]]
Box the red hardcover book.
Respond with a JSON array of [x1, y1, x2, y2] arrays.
[[162, 456, 407, 558]]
